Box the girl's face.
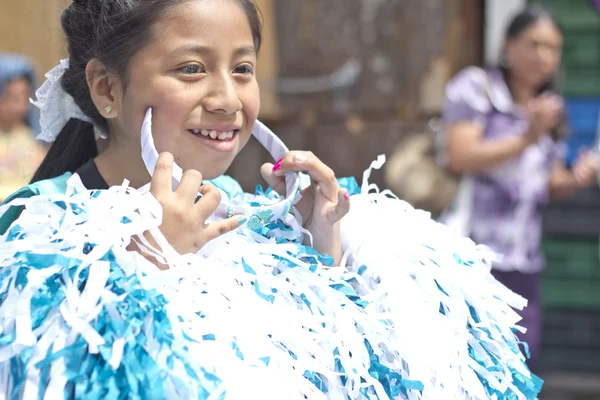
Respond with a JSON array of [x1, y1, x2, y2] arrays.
[[0, 77, 31, 130], [504, 19, 563, 90], [111, 0, 260, 180]]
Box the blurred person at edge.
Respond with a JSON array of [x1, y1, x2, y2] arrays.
[[0, 53, 46, 201], [440, 5, 599, 373]]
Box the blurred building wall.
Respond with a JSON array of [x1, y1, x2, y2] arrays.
[[0, 0, 70, 82], [229, 0, 484, 190]]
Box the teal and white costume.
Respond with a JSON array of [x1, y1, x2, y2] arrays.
[[0, 60, 543, 399]]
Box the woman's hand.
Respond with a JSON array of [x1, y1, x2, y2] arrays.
[[260, 151, 350, 265], [135, 152, 245, 267], [571, 151, 599, 188], [524, 94, 563, 144], [549, 152, 599, 201]]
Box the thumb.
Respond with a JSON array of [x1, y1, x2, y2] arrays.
[[260, 162, 287, 196]]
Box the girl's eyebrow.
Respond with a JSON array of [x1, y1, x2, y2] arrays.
[[168, 45, 257, 58]]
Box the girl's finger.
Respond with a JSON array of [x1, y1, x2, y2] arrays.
[[177, 169, 203, 201], [195, 184, 222, 221], [204, 215, 247, 241], [260, 162, 287, 196], [150, 152, 175, 197], [274, 152, 338, 202], [327, 189, 350, 223]]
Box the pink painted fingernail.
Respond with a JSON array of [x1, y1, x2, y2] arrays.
[[272, 158, 283, 172], [344, 192, 350, 200]]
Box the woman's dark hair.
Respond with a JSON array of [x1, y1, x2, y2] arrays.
[[505, 5, 561, 44], [500, 5, 566, 139], [31, 0, 263, 183], [503, 5, 563, 92]]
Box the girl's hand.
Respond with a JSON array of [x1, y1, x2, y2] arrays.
[[148, 152, 245, 257], [260, 151, 350, 265]]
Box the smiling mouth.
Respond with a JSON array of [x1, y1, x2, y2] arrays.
[[189, 129, 238, 141]]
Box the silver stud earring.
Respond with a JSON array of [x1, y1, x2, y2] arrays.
[[104, 105, 112, 114]]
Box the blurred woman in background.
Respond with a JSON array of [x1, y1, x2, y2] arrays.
[[441, 5, 599, 372], [0, 53, 46, 200]]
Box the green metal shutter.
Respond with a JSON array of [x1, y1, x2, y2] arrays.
[[530, 0, 600, 96]]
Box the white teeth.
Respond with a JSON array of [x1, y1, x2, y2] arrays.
[[193, 129, 236, 140]]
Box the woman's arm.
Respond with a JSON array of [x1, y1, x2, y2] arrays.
[[548, 161, 579, 201], [446, 122, 532, 174]]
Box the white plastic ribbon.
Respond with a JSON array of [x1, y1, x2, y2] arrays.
[[139, 108, 300, 221]]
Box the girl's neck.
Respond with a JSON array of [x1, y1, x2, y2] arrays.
[[94, 138, 151, 189]]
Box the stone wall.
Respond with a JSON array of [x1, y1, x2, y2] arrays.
[[230, 0, 483, 190]]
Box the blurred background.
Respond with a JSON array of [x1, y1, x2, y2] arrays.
[[1, 0, 600, 398]]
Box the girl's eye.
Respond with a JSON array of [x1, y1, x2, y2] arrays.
[[180, 65, 204, 75], [234, 65, 254, 75]]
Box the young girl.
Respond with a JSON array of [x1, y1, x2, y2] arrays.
[[0, 1, 541, 399]]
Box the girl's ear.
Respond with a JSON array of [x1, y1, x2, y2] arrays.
[[86, 58, 121, 119]]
